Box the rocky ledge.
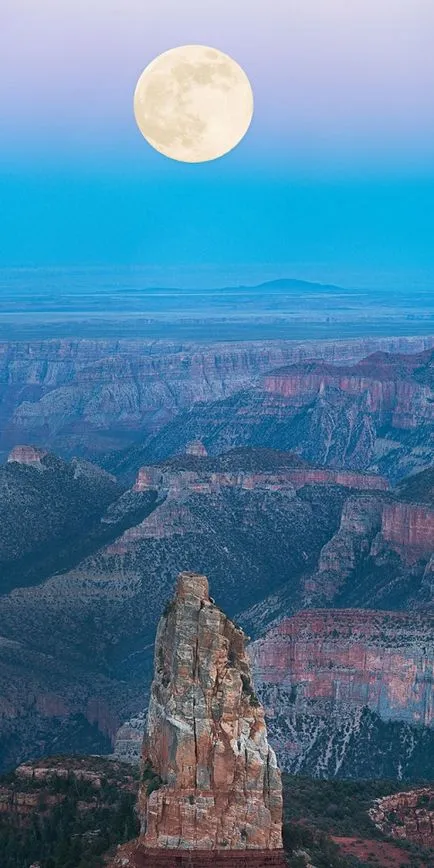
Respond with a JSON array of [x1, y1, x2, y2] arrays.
[[133, 464, 388, 496], [369, 787, 434, 846], [110, 572, 285, 865], [110, 845, 288, 867], [7, 445, 48, 467]]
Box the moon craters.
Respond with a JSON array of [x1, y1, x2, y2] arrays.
[[134, 45, 254, 163]]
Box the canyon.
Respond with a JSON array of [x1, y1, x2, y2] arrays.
[[0, 447, 349, 772], [0, 341, 432, 791], [0, 438, 432, 777], [0, 336, 433, 468], [119, 347, 434, 486]]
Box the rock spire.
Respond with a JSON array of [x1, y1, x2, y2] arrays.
[[111, 571, 285, 867]]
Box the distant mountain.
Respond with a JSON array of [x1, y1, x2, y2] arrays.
[[252, 277, 344, 291]]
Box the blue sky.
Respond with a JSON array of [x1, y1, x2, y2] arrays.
[[1, 1, 434, 287]]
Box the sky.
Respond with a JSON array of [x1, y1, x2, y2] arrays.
[[1, 0, 434, 287]]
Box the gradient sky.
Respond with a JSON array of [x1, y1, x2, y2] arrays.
[[1, 0, 434, 286]]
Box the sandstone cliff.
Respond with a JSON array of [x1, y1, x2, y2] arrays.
[[2, 337, 431, 464], [128, 347, 434, 484], [380, 502, 434, 556], [111, 572, 285, 867], [139, 572, 283, 850], [263, 351, 434, 430], [133, 463, 388, 499], [249, 609, 434, 779]]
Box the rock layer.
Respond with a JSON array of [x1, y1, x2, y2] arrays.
[[263, 352, 434, 429], [250, 609, 433, 728], [1, 337, 432, 462], [249, 609, 434, 778], [381, 502, 434, 554], [7, 445, 48, 466], [131, 347, 434, 485], [126, 572, 284, 859], [133, 465, 388, 497], [110, 846, 288, 867]]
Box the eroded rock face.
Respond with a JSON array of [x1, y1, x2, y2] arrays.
[[110, 846, 288, 867], [263, 352, 434, 429], [133, 465, 388, 500], [369, 788, 434, 846], [250, 609, 433, 728], [7, 445, 48, 466], [136, 572, 283, 853], [249, 609, 434, 779], [186, 440, 208, 457], [381, 502, 434, 555]]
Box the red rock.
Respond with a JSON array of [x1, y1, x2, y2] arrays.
[[263, 350, 434, 430], [7, 445, 47, 466], [369, 787, 434, 847], [111, 844, 288, 866], [250, 609, 434, 728], [86, 697, 119, 740], [16, 764, 103, 788], [286, 469, 388, 491], [331, 835, 417, 866], [381, 502, 434, 554], [134, 467, 164, 491], [132, 466, 388, 502], [0, 788, 63, 821], [186, 440, 208, 457], [111, 572, 284, 864]]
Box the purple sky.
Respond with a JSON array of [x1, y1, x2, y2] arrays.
[[3, 0, 434, 172], [1, 1, 434, 280]]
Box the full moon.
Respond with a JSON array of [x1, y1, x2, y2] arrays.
[[133, 45, 254, 163]]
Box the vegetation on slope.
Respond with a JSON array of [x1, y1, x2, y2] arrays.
[[1, 759, 433, 868], [0, 756, 139, 868]]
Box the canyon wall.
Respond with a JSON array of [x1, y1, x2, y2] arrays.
[[381, 502, 434, 555], [263, 351, 434, 430], [1, 336, 432, 459], [249, 609, 434, 778], [133, 465, 389, 496], [251, 610, 433, 728]]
